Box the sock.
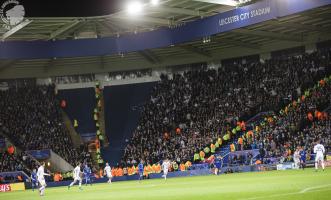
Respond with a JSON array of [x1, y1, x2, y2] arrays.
[[70, 181, 75, 187], [40, 186, 45, 195], [79, 181, 82, 187], [322, 162, 325, 170], [315, 162, 318, 170]]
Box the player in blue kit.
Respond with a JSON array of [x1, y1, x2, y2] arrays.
[[138, 160, 144, 182], [299, 147, 306, 170], [83, 164, 92, 186], [31, 168, 38, 191]]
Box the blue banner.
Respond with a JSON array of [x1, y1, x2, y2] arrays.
[[0, 0, 330, 59], [27, 150, 51, 160]]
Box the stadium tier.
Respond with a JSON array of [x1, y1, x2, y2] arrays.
[[0, 0, 331, 199]]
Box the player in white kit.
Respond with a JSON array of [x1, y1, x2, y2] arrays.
[[293, 147, 301, 169], [68, 163, 82, 190], [37, 162, 50, 196], [104, 163, 112, 183], [314, 140, 325, 171], [162, 159, 170, 180]]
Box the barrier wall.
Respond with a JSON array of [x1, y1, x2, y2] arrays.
[[41, 165, 276, 188], [102, 82, 156, 164], [57, 88, 96, 136]]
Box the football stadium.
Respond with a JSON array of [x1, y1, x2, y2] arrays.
[[0, 0, 331, 199]]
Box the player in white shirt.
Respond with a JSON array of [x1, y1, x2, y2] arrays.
[[314, 140, 325, 171], [104, 163, 112, 183], [161, 159, 170, 180], [293, 147, 301, 169], [37, 162, 50, 196], [68, 163, 82, 190]]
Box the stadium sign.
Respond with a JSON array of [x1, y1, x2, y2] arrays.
[[0, 0, 25, 30]]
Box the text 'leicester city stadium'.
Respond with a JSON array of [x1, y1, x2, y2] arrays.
[[0, 0, 331, 199]]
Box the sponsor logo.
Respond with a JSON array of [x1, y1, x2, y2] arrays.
[[0, 0, 25, 30], [0, 184, 11, 192]]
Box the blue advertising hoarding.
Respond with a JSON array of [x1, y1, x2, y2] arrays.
[[27, 150, 51, 160]]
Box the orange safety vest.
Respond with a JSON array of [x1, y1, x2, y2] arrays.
[[185, 161, 192, 168], [230, 144, 235, 152], [152, 165, 157, 173], [238, 138, 243, 145], [118, 168, 124, 176], [240, 121, 246, 131], [179, 164, 186, 171], [156, 164, 161, 173]]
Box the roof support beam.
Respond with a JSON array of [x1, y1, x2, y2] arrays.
[[266, 20, 331, 34], [219, 38, 261, 50], [193, 0, 237, 6], [138, 50, 161, 64], [0, 60, 18, 71], [48, 20, 81, 40], [1, 20, 32, 41], [111, 16, 172, 26], [232, 28, 304, 42], [148, 6, 206, 17], [180, 45, 212, 58]]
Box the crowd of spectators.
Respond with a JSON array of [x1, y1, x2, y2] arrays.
[[0, 85, 92, 169], [107, 69, 152, 81], [122, 49, 331, 166], [239, 77, 331, 164], [0, 150, 38, 174], [52, 74, 95, 84]]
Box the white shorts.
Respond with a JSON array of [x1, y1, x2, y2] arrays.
[[293, 158, 300, 164], [163, 169, 168, 175], [106, 174, 112, 179], [74, 176, 82, 182], [38, 178, 46, 186], [315, 154, 324, 162]]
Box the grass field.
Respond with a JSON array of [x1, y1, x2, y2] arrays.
[[2, 168, 331, 200]]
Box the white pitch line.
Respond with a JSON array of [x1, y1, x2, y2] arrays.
[[299, 184, 331, 193], [241, 184, 331, 200]]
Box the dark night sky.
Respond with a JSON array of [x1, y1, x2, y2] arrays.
[[0, 0, 126, 17]]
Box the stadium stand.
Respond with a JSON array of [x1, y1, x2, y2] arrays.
[[122, 48, 331, 166], [0, 85, 92, 167]]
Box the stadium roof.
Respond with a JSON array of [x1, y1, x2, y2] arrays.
[[0, 0, 241, 41], [0, 0, 331, 78]]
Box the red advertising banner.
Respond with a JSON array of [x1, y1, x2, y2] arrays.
[[0, 184, 11, 192]]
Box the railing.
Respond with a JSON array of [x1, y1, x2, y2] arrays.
[[0, 171, 30, 183]]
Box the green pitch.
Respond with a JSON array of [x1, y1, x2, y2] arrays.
[[2, 168, 331, 200]]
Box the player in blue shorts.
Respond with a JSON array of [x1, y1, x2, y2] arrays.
[[31, 168, 38, 191], [138, 160, 144, 182], [299, 147, 306, 170], [83, 164, 92, 186]]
